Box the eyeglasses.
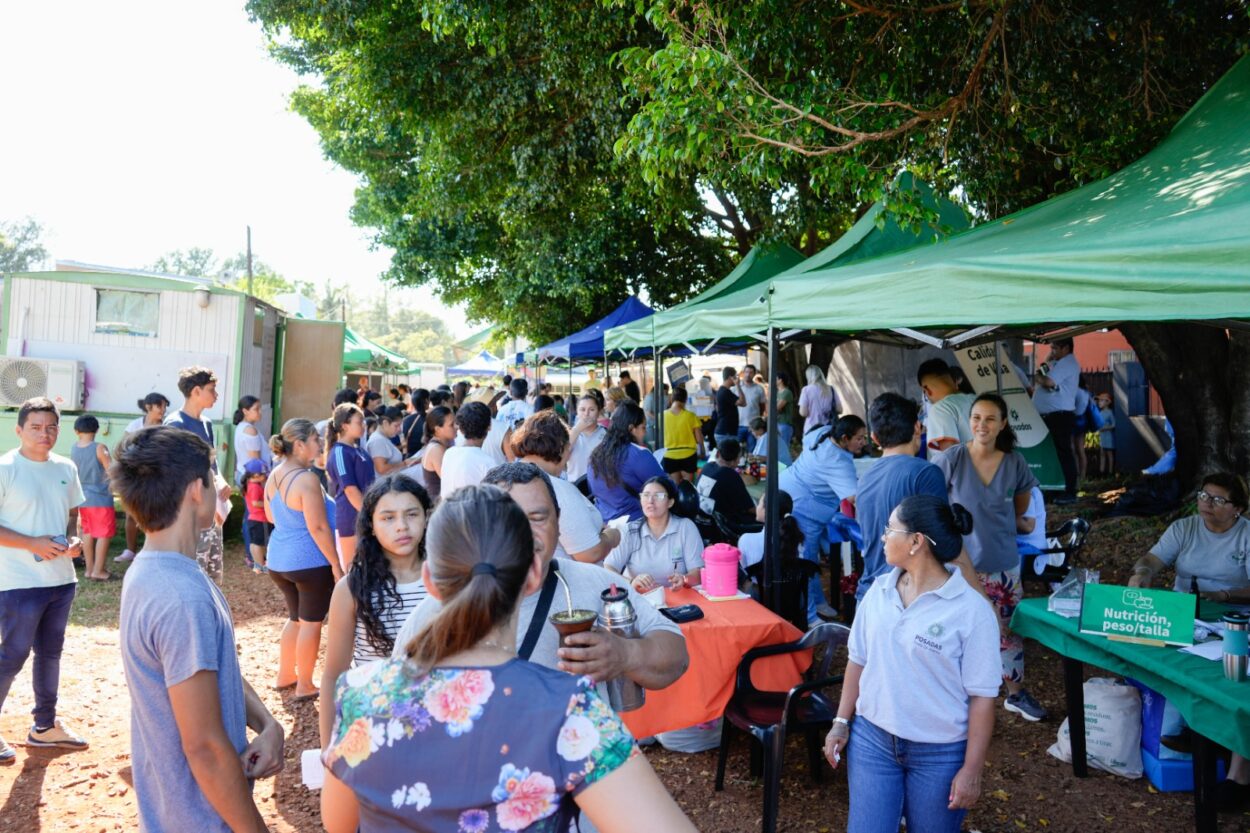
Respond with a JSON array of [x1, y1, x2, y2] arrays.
[[881, 525, 937, 548], [1197, 490, 1233, 507], [640, 492, 669, 502]]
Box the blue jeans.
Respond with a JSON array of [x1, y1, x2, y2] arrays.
[[847, 716, 968, 833], [0, 583, 76, 727], [793, 510, 829, 621], [777, 422, 794, 458]]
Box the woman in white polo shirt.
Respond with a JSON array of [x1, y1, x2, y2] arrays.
[[825, 495, 999, 833]]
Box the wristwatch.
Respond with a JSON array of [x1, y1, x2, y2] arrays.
[[833, 716, 852, 727]]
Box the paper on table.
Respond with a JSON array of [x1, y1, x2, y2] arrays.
[[695, 585, 750, 602], [1179, 639, 1225, 661], [301, 748, 325, 790]]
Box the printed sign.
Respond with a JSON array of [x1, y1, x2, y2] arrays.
[[954, 341, 1064, 490], [1078, 584, 1196, 646]]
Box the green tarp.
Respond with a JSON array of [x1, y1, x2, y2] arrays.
[[765, 55, 1250, 334], [343, 327, 409, 373], [606, 242, 805, 352], [605, 173, 970, 351]]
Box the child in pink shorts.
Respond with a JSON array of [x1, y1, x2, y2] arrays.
[[71, 415, 116, 580]]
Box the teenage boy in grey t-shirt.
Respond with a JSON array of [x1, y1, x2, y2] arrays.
[[113, 426, 284, 833]]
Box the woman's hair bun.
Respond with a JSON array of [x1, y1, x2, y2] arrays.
[[950, 503, 975, 537]]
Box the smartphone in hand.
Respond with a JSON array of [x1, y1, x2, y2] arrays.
[[33, 534, 68, 563]]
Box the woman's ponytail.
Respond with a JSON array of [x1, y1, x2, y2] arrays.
[[404, 486, 534, 672], [895, 495, 973, 563]]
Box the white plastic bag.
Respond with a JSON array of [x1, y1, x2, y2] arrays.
[[1047, 677, 1143, 778]]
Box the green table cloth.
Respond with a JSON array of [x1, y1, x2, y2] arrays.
[[1012, 597, 1250, 758]]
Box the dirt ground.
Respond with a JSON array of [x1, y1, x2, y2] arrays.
[[2, 478, 1249, 832]]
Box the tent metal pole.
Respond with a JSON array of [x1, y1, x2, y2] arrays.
[[763, 326, 781, 613], [653, 350, 663, 448], [994, 340, 1004, 396]]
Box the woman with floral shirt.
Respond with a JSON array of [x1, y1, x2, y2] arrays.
[[322, 485, 697, 833]]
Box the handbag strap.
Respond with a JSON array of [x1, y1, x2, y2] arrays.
[[519, 560, 561, 661]]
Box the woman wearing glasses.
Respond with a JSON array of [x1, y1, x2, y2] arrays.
[[604, 477, 704, 593], [1128, 472, 1250, 601], [824, 495, 999, 833]]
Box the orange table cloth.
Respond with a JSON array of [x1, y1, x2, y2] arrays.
[[620, 587, 808, 739]]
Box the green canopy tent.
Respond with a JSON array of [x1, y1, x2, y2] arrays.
[[739, 55, 1250, 618], [343, 327, 409, 375], [606, 242, 806, 356], [604, 173, 971, 353]]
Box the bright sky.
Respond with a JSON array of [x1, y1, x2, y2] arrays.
[[0, 1, 470, 338]]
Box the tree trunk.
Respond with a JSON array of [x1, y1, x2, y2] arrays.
[[1119, 322, 1250, 487]]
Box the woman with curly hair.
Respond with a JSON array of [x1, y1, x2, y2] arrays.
[[319, 474, 432, 748]]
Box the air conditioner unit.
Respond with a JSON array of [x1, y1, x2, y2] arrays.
[[0, 358, 85, 410]]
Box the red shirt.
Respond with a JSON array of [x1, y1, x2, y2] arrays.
[[245, 480, 267, 522]]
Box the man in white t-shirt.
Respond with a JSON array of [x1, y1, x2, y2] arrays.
[[735, 364, 766, 445], [494, 378, 533, 427], [916, 359, 975, 454], [440, 402, 497, 493], [0, 398, 89, 762], [1031, 338, 1081, 503]]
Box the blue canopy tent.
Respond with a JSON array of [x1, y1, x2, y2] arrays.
[[447, 350, 505, 379], [517, 297, 654, 366]]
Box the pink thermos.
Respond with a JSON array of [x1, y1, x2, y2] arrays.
[[701, 543, 742, 597]]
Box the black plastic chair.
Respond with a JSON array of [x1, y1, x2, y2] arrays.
[[1022, 517, 1091, 583], [714, 622, 850, 833]]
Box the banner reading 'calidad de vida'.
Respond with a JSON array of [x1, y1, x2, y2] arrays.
[[954, 341, 1065, 491]]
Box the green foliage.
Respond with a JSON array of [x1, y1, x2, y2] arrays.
[[0, 217, 49, 275], [611, 0, 1250, 220], [147, 247, 311, 305]]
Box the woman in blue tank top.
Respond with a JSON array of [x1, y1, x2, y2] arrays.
[[266, 418, 341, 702]]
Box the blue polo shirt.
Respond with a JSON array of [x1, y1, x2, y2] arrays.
[[327, 441, 375, 534]]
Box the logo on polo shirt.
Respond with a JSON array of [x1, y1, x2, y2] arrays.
[[914, 632, 944, 654], [928, 623, 944, 638]]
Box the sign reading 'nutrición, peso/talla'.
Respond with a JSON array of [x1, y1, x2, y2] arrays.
[[1078, 584, 1196, 647]]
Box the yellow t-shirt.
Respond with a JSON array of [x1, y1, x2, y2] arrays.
[[663, 408, 703, 459]]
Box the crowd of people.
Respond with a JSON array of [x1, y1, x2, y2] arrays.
[[0, 344, 1246, 832]]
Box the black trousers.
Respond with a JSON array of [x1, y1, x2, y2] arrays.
[[1042, 410, 1078, 497]]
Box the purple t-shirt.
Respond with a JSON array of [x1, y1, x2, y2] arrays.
[[798, 385, 836, 434], [587, 444, 669, 522]]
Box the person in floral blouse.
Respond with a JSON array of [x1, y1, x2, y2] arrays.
[[321, 485, 697, 833]]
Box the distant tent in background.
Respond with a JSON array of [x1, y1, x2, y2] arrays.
[[447, 350, 505, 378], [343, 327, 408, 373], [452, 325, 497, 363]]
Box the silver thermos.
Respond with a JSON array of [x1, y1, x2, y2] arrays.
[[599, 585, 646, 712], [1223, 612, 1248, 682]]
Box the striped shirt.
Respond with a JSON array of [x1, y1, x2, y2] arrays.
[[352, 579, 428, 665]]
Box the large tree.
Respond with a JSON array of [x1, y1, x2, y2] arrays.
[[246, 0, 861, 343]]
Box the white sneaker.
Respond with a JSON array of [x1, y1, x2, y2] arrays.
[[27, 718, 88, 750], [0, 735, 15, 763], [116, 550, 136, 563]]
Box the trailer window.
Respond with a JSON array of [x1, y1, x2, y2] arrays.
[[95, 289, 159, 337]]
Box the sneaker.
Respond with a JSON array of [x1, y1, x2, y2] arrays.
[[116, 549, 136, 563], [0, 736, 14, 764], [815, 603, 839, 622], [27, 719, 89, 750], [1004, 690, 1048, 722]]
